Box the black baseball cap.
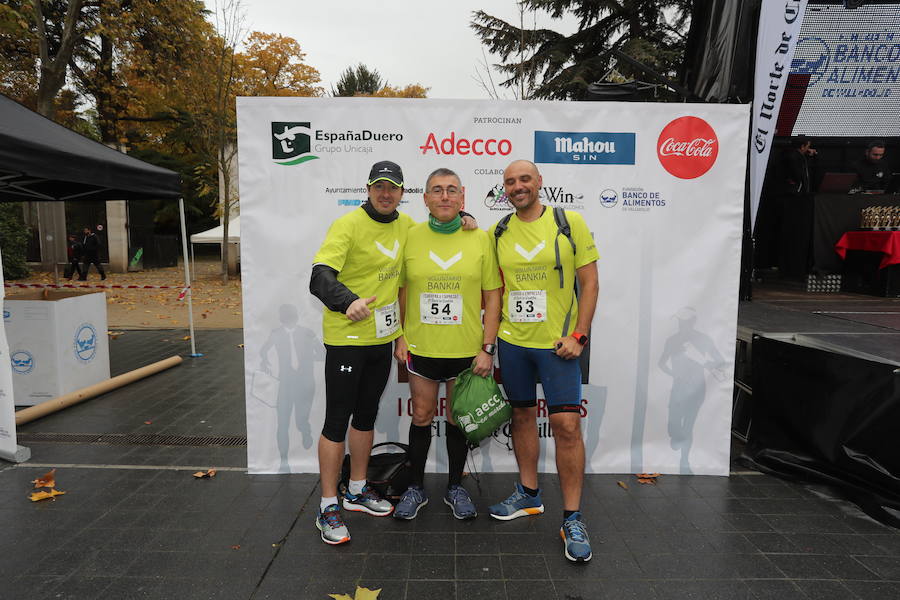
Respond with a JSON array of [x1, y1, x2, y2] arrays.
[[367, 161, 404, 187]]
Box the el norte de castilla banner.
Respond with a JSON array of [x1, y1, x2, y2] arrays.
[[237, 97, 749, 476]]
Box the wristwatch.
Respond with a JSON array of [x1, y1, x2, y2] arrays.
[[482, 343, 497, 355], [570, 332, 588, 346]]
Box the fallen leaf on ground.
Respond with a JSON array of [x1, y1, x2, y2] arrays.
[[29, 489, 66, 502], [31, 468, 56, 489], [230, 545, 241, 550], [192, 469, 217, 479], [616, 480, 629, 490], [237, 344, 244, 348], [329, 587, 381, 600], [107, 331, 124, 339], [636, 473, 661, 485], [182, 336, 191, 341], [144, 421, 152, 425]]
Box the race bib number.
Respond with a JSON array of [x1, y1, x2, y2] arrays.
[[420, 293, 463, 325], [374, 300, 400, 338], [508, 290, 547, 322]]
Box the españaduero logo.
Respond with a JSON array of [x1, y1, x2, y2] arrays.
[[534, 131, 636, 165], [74, 323, 98, 362], [11, 350, 34, 374], [271, 122, 318, 166]]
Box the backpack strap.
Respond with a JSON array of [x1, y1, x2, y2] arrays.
[[493, 213, 513, 247], [552, 207, 579, 337]]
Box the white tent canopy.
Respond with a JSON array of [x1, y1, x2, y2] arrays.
[[190, 217, 240, 244]]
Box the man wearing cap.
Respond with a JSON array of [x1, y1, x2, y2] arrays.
[[487, 159, 599, 563], [309, 160, 410, 545]]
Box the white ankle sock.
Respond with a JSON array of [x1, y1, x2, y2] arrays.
[[320, 496, 338, 511], [348, 479, 366, 495]]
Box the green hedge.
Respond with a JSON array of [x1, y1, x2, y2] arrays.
[[0, 203, 30, 280]]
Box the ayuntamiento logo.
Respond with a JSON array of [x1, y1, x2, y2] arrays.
[[272, 122, 318, 166], [534, 131, 635, 165]]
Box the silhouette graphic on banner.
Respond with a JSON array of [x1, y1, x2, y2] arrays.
[[257, 304, 323, 472], [658, 307, 725, 474]]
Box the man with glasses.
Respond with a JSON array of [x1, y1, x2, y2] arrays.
[[487, 159, 599, 563], [392, 168, 502, 520]]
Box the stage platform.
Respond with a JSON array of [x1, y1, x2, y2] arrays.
[[735, 283, 900, 529]]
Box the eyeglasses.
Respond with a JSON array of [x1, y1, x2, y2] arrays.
[[428, 186, 460, 198]]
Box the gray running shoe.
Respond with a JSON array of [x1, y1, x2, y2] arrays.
[[393, 485, 428, 520], [316, 504, 350, 545], [342, 484, 394, 516], [444, 484, 477, 519]]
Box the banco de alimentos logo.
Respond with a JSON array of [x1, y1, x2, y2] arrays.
[[272, 122, 318, 166]]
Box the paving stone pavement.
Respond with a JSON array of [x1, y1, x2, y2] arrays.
[[3, 330, 899, 600]]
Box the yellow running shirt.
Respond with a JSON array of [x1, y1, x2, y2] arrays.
[[401, 224, 501, 358], [489, 208, 598, 349], [313, 208, 415, 345]]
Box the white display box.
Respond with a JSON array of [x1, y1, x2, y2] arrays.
[[3, 290, 110, 406]]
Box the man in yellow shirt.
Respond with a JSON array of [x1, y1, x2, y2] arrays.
[[308, 161, 411, 544], [392, 168, 502, 520], [487, 160, 599, 563]]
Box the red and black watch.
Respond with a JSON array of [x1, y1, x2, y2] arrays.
[[570, 331, 588, 346], [482, 343, 497, 355]]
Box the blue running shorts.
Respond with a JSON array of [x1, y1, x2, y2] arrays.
[[497, 339, 581, 414]]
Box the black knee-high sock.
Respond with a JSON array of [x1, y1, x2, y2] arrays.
[[408, 423, 432, 487], [446, 423, 468, 487]]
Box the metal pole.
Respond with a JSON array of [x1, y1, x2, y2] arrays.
[[178, 198, 200, 357]]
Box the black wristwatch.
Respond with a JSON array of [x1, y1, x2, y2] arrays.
[[482, 343, 496, 355]]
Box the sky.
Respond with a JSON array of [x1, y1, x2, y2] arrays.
[[206, 0, 579, 100]]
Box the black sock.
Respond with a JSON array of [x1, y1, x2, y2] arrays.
[[522, 484, 539, 497], [445, 423, 468, 487], [407, 423, 432, 487], [563, 509, 579, 519]]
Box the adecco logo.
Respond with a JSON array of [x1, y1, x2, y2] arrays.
[[419, 132, 512, 156], [657, 116, 718, 179]]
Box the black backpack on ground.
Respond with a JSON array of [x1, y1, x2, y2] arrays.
[[338, 442, 411, 502]]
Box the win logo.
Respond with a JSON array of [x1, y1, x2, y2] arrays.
[[534, 131, 635, 165], [272, 122, 319, 166]]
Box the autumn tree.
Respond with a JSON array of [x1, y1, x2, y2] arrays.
[[471, 0, 691, 100], [370, 84, 429, 98]]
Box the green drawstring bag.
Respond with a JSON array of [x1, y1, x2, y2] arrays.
[[451, 368, 511, 444]]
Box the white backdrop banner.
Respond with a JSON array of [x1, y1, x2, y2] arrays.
[[0, 249, 19, 462], [237, 97, 749, 476], [750, 0, 808, 231]]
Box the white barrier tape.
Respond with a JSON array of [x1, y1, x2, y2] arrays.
[[5, 282, 190, 292]]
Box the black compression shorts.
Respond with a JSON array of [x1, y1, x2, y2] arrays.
[[322, 343, 392, 442]]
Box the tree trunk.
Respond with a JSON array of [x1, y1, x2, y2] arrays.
[[32, 0, 87, 118]]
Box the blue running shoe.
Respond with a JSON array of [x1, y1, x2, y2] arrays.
[[393, 485, 428, 520], [316, 504, 350, 545], [560, 512, 592, 562], [444, 484, 477, 520], [488, 482, 544, 521], [342, 484, 393, 516]]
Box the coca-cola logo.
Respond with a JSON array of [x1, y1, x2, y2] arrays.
[[657, 116, 718, 179]]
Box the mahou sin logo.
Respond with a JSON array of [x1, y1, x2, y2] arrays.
[[656, 116, 718, 179]]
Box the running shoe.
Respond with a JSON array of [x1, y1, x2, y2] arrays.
[[316, 504, 350, 545], [393, 485, 428, 520], [444, 484, 477, 520], [560, 512, 592, 562], [342, 484, 394, 516], [488, 482, 544, 521]]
